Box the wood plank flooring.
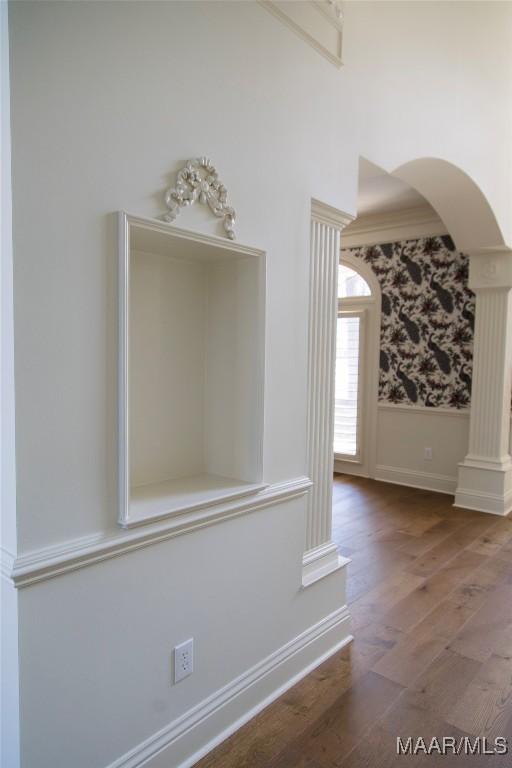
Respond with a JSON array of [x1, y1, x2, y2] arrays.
[[196, 476, 512, 767]]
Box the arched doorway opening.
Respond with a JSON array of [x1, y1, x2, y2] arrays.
[[331, 156, 512, 517], [334, 255, 380, 479]]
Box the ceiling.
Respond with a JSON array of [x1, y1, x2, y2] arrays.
[[357, 158, 430, 217]]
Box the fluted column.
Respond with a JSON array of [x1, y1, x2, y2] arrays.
[[455, 250, 512, 515], [302, 199, 353, 587]]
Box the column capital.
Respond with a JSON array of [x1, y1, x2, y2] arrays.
[[311, 198, 354, 231], [468, 249, 512, 291]]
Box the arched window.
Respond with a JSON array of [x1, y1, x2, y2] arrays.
[[334, 257, 379, 474], [337, 264, 371, 298]]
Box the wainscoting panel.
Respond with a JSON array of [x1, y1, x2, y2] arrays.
[[374, 404, 469, 495]]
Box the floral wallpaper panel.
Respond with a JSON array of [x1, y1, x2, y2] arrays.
[[346, 235, 475, 409]]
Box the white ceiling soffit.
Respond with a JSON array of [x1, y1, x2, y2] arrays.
[[358, 159, 428, 217], [259, 1, 343, 68], [343, 159, 448, 248]]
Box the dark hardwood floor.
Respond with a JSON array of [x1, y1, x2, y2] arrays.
[[197, 475, 512, 767]]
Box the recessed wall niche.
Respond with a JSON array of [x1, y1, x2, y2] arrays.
[[118, 212, 266, 527]]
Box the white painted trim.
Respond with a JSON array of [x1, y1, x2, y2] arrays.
[[105, 605, 352, 768], [341, 205, 448, 249], [454, 487, 512, 516], [311, 198, 354, 231], [339, 251, 380, 298], [333, 463, 369, 478], [122, 213, 266, 259], [7, 477, 312, 588], [336, 307, 366, 464], [377, 403, 470, 418], [258, 1, 344, 69], [338, 253, 381, 479], [118, 211, 267, 528], [301, 541, 350, 588], [375, 464, 457, 495], [1, 3, 20, 764], [0, 547, 15, 583], [334, 454, 363, 465]]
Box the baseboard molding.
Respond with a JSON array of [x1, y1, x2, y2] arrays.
[[301, 541, 350, 588], [375, 464, 456, 495], [333, 461, 369, 478], [454, 487, 512, 516], [105, 605, 352, 768], [8, 476, 312, 589]]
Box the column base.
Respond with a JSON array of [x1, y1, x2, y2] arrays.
[[301, 541, 350, 588], [454, 457, 512, 516]]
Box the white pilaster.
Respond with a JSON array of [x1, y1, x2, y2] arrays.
[[302, 199, 353, 587], [455, 250, 512, 515]]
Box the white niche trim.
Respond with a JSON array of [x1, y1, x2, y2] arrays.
[[118, 212, 266, 528], [164, 157, 236, 240]]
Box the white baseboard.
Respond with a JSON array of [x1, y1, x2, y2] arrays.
[[333, 460, 369, 478], [454, 487, 512, 516], [301, 541, 350, 588], [105, 605, 351, 768], [374, 464, 456, 495]]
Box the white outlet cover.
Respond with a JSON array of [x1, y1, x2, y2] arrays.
[[174, 638, 194, 683]]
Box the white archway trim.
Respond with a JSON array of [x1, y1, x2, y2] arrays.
[[358, 155, 507, 253]]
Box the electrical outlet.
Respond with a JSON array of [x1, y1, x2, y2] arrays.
[[174, 638, 194, 683], [424, 447, 433, 461]]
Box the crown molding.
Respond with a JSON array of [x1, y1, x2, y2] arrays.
[[311, 198, 354, 231], [259, 1, 343, 69], [340, 205, 448, 248]]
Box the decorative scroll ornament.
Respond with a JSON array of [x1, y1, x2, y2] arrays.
[[164, 157, 236, 240]]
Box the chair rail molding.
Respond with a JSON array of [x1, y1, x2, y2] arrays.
[[5, 476, 312, 589], [303, 198, 353, 587]]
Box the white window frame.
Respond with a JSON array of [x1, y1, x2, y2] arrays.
[[334, 253, 381, 479], [335, 307, 367, 463]]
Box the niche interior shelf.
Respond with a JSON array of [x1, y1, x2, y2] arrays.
[[118, 212, 266, 528]]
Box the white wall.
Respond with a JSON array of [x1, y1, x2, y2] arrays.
[[344, 0, 512, 247], [6, 2, 512, 767], [130, 250, 206, 487], [8, 3, 352, 767], [9, 0, 354, 553], [375, 405, 469, 494]]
